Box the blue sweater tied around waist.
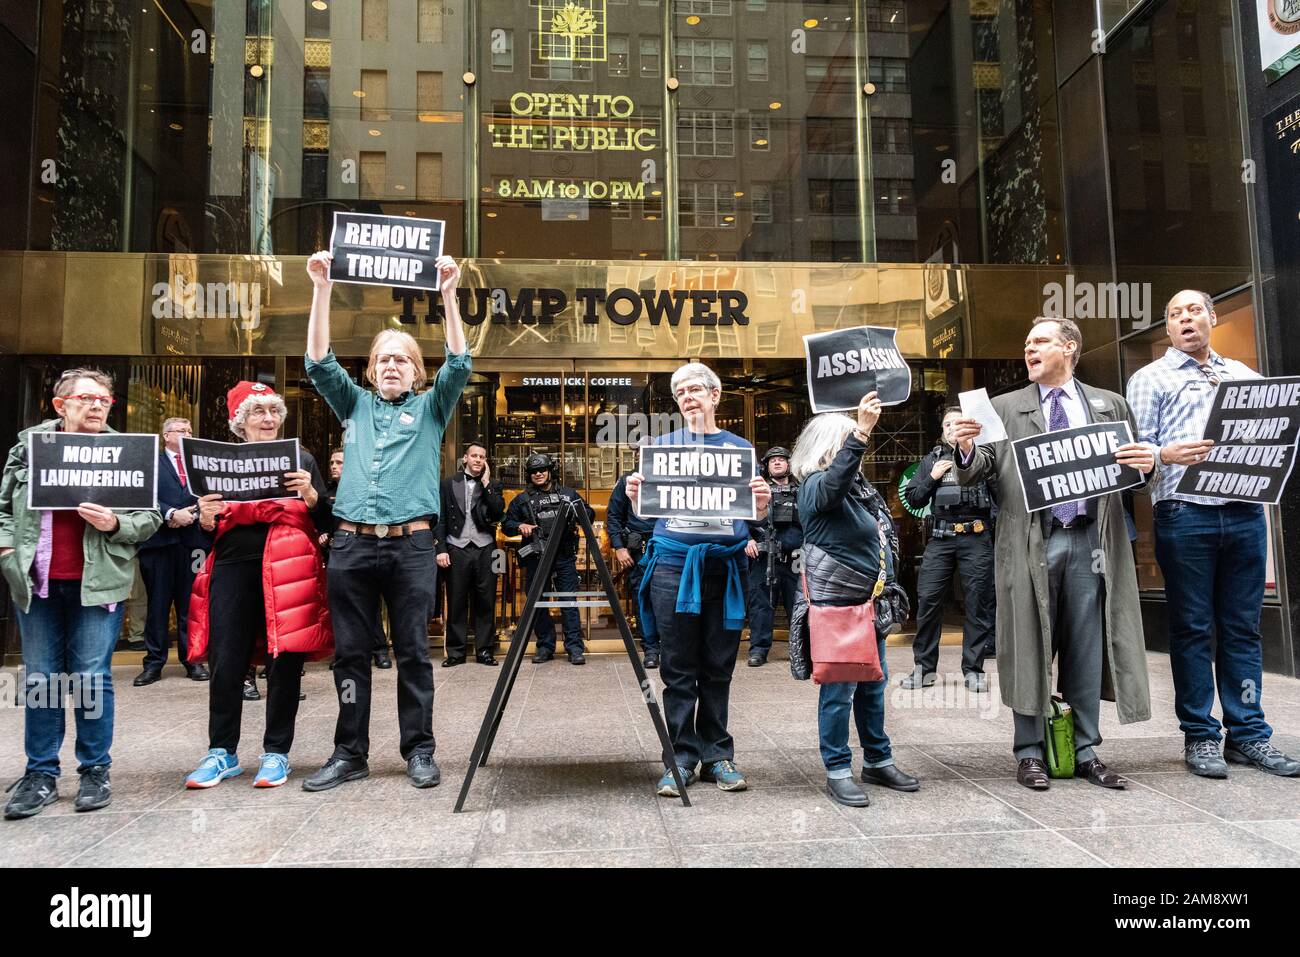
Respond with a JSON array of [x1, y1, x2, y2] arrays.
[[636, 536, 749, 641]]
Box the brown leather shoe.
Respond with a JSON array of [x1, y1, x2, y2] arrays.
[[1076, 758, 1126, 789], [1016, 758, 1050, 790]]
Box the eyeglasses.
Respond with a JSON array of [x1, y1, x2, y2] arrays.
[[375, 354, 414, 368], [528, 468, 550, 475], [674, 383, 712, 401], [64, 394, 115, 407], [164, 428, 192, 435], [246, 407, 280, 420]]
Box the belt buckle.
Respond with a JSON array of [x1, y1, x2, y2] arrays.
[[953, 522, 965, 534], [973, 520, 984, 534], [374, 523, 390, 538]]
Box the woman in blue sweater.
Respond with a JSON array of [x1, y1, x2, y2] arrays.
[[790, 393, 920, 807]]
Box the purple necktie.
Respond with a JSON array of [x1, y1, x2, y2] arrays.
[[1047, 388, 1079, 526]]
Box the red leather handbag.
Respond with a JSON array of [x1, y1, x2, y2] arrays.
[[802, 526, 888, 685]]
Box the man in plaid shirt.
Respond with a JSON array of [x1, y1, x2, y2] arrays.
[[1127, 289, 1299, 779]]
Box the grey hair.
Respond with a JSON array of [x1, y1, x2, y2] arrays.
[[162, 417, 190, 434], [670, 362, 721, 396], [1031, 316, 1083, 369], [229, 394, 287, 441], [790, 413, 858, 483], [1164, 289, 1215, 320]]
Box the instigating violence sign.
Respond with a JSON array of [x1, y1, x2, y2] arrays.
[[804, 326, 912, 413], [27, 432, 158, 510], [180, 437, 302, 503], [328, 212, 444, 291], [1175, 375, 1300, 504], [635, 445, 756, 520], [1012, 421, 1144, 513]]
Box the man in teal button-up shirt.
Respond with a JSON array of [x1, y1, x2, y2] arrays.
[[300, 249, 471, 793]]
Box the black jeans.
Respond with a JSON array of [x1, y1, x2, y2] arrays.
[[327, 528, 438, 761], [445, 542, 498, 659], [207, 559, 304, 755], [521, 552, 584, 654], [139, 542, 196, 671], [650, 563, 741, 769], [912, 531, 995, 676], [746, 555, 799, 653]]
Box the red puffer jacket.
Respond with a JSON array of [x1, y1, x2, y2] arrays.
[[188, 499, 333, 663]]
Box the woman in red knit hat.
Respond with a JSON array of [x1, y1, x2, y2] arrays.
[[183, 381, 333, 789]]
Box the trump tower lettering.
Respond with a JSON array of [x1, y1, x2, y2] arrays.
[[1175, 376, 1300, 504], [328, 211, 444, 291], [804, 326, 912, 413], [27, 432, 158, 510], [180, 437, 302, 503], [1012, 421, 1144, 513], [635, 445, 756, 521]]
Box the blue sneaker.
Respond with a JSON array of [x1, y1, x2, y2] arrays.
[[253, 753, 291, 788], [185, 749, 242, 789], [656, 765, 697, 797], [701, 759, 747, 792]]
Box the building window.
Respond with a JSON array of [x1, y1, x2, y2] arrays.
[[746, 0, 767, 10], [678, 111, 735, 157], [750, 115, 770, 150], [609, 35, 629, 78], [641, 37, 661, 76], [417, 152, 443, 200], [1182, 87, 1205, 135], [1136, 84, 1160, 135], [305, 0, 330, 39], [681, 181, 737, 228], [418, 0, 444, 43], [492, 30, 514, 71], [360, 70, 389, 121], [1143, 161, 1166, 212], [676, 39, 734, 87], [810, 178, 857, 215], [1177, 12, 1199, 61], [362, 0, 388, 41], [811, 240, 862, 262], [360, 151, 387, 198], [870, 117, 911, 154], [977, 88, 1003, 137], [868, 57, 908, 93], [674, 0, 733, 15], [747, 41, 769, 81], [751, 183, 773, 223], [808, 115, 855, 153], [971, 15, 998, 61], [303, 150, 328, 199], [805, 55, 855, 92], [417, 72, 443, 118], [531, 33, 593, 80], [304, 67, 329, 120], [866, 1, 905, 32], [874, 178, 913, 215]]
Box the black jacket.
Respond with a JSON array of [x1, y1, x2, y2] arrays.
[[502, 483, 594, 554], [606, 472, 655, 550], [435, 473, 506, 555], [141, 450, 210, 551], [904, 444, 995, 522]]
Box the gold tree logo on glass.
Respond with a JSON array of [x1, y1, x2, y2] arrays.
[[540, 0, 607, 61]]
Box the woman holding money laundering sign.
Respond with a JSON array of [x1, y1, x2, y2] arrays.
[[183, 381, 333, 789], [1, 369, 163, 819]]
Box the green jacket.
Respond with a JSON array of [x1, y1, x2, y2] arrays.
[[0, 419, 163, 613]]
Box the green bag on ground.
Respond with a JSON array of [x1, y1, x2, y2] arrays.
[[1043, 698, 1075, 779]]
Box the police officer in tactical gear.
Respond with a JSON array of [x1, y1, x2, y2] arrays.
[[903, 408, 997, 692], [502, 453, 595, 665], [743, 447, 802, 667], [607, 469, 659, 669]]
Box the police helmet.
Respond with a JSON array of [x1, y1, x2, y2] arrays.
[[761, 446, 792, 475], [525, 452, 555, 476]]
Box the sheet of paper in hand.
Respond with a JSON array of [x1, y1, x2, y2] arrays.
[[1174, 376, 1300, 505], [635, 445, 756, 520], [1012, 421, 1144, 513], [329, 212, 444, 291], [27, 432, 158, 510], [181, 437, 302, 503], [804, 326, 912, 413]]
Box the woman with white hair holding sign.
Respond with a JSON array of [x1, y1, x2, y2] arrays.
[[787, 393, 919, 808]]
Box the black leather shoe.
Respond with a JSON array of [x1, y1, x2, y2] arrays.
[[532, 649, 554, 664], [476, 654, 498, 666], [185, 664, 210, 681], [133, 669, 162, 687], [302, 757, 370, 792], [3, 773, 58, 819], [407, 753, 441, 788], [569, 650, 587, 666], [861, 764, 920, 792], [242, 679, 261, 702], [1076, 758, 1126, 789], [74, 766, 112, 812], [643, 653, 660, 669], [825, 776, 870, 807], [1017, 758, 1050, 790], [373, 652, 393, 670], [441, 656, 466, 668], [747, 652, 767, 667]]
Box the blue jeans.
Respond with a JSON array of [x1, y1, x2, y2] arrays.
[[16, 579, 125, 777], [1154, 501, 1272, 746], [817, 637, 893, 777]]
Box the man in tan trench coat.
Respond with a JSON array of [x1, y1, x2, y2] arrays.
[[953, 318, 1157, 791]]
